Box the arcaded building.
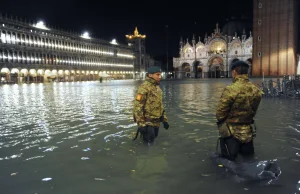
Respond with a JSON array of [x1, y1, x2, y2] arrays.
[[252, 0, 299, 77], [0, 14, 135, 83]]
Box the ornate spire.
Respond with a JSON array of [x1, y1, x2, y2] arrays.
[[215, 23, 220, 33], [180, 36, 183, 48], [242, 28, 246, 41], [134, 27, 139, 36], [125, 27, 146, 39], [192, 34, 196, 45]]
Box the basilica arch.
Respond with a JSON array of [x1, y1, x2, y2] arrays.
[[182, 63, 191, 78], [193, 61, 203, 78], [208, 56, 224, 78]]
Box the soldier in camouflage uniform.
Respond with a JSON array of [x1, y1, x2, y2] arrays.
[[216, 61, 263, 160], [133, 66, 169, 143]]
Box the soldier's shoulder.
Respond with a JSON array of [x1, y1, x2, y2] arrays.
[[138, 83, 150, 92], [248, 82, 262, 90], [226, 83, 239, 91]]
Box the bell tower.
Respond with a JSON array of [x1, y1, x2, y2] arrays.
[[126, 27, 146, 79], [252, 0, 299, 76]]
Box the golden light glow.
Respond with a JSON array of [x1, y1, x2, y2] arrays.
[[29, 69, 37, 76], [45, 70, 51, 76], [1, 68, 10, 73], [126, 27, 146, 39], [210, 41, 226, 52], [58, 70, 64, 75], [52, 70, 57, 74], [37, 69, 44, 75], [11, 68, 19, 74], [65, 70, 70, 75]]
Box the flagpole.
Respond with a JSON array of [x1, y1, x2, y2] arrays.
[[166, 24, 168, 78]]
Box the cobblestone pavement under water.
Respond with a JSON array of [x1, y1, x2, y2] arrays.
[[0, 79, 300, 194]]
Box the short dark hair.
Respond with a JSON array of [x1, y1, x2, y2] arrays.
[[234, 65, 249, 74], [231, 61, 249, 74]]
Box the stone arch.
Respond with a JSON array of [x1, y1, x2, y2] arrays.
[[20, 69, 28, 83], [229, 42, 242, 55], [208, 39, 227, 54], [193, 60, 203, 78], [0, 67, 10, 83], [10, 68, 19, 83], [182, 62, 191, 78], [208, 56, 224, 78], [37, 69, 44, 82], [29, 69, 37, 83], [58, 69, 65, 82]]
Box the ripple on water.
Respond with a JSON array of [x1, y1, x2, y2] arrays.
[[0, 80, 299, 194]]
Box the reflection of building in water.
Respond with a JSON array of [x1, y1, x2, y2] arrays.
[[126, 27, 162, 80], [0, 13, 134, 84], [253, 0, 299, 77], [173, 23, 252, 79]]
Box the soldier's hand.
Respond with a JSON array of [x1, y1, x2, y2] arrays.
[[163, 122, 169, 130]]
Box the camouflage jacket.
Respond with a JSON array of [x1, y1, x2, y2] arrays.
[[133, 76, 168, 127], [216, 74, 263, 143]]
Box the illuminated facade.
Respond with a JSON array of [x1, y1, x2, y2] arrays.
[[0, 14, 134, 83], [126, 27, 161, 79], [253, 0, 299, 77], [173, 24, 253, 78]]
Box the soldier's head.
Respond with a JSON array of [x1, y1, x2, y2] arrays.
[[231, 60, 249, 77], [147, 66, 162, 83]]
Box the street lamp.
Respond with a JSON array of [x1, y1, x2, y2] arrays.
[[80, 32, 91, 39]]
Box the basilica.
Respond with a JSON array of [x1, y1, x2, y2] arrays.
[[173, 24, 253, 78]]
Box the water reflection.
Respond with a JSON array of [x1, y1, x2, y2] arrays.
[[0, 79, 299, 194]]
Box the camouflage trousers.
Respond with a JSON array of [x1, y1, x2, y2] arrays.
[[142, 126, 159, 143], [219, 136, 254, 161]]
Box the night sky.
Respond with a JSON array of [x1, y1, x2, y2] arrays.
[[1, 0, 252, 67]]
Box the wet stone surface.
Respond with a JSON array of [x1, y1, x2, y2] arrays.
[[0, 79, 299, 194]]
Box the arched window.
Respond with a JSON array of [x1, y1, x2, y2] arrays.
[[13, 51, 17, 63], [11, 32, 16, 44], [21, 34, 26, 45], [6, 31, 11, 44], [26, 35, 30, 46], [17, 51, 21, 63], [1, 30, 6, 43], [16, 33, 21, 45], [0, 49, 3, 62]]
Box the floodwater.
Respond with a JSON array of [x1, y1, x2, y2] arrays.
[[0, 79, 299, 194]]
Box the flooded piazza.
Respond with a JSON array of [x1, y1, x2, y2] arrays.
[[0, 79, 300, 194]]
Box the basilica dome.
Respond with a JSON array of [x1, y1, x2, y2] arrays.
[[222, 17, 251, 37]]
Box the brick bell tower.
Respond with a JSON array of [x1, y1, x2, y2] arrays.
[[252, 0, 299, 77]]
